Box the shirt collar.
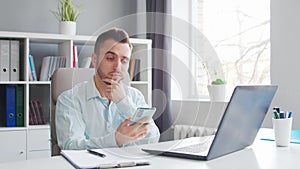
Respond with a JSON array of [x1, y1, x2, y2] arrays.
[[86, 76, 104, 101]]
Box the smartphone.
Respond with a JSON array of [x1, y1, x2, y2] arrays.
[[130, 107, 156, 126]]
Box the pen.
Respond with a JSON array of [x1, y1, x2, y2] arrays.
[[288, 111, 293, 118], [273, 107, 280, 119], [87, 149, 106, 158], [273, 107, 280, 114], [279, 112, 285, 119], [273, 110, 279, 119]]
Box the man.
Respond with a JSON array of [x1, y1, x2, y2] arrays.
[[55, 27, 160, 150]]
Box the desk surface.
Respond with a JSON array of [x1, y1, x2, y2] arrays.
[[0, 128, 299, 169]]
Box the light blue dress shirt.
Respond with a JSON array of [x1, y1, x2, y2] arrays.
[[55, 77, 160, 150]]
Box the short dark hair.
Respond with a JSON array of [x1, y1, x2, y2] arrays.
[[94, 27, 132, 54]]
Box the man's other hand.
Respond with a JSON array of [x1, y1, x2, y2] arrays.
[[115, 117, 150, 147]]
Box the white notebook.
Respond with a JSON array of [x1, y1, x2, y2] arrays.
[[61, 149, 150, 169]]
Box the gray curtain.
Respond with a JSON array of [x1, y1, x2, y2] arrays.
[[146, 0, 172, 141]]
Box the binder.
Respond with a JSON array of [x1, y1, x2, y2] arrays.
[[9, 40, 20, 81], [6, 85, 16, 127], [0, 86, 6, 127], [0, 40, 10, 81], [16, 85, 24, 127]]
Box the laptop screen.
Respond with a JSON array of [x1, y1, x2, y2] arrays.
[[207, 85, 277, 160]]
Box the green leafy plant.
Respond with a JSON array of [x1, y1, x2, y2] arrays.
[[52, 0, 80, 21], [211, 78, 226, 85], [211, 69, 226, 85]]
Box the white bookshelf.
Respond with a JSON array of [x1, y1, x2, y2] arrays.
[[0, 31, 152, 162]]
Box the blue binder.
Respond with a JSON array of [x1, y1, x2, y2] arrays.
[[6, 85, 16, 127]]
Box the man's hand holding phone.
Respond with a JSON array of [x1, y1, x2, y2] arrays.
[[130, 107, 156, 126], [115, 107, 156, 147], [115, 117, 150, 147]]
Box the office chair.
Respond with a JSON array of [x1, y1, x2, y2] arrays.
[[51, 68, 95, 156]]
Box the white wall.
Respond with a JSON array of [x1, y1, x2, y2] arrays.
[[172, 100, 227, 129], [0, 0, 138, 35], [269, 0, 300, 129]]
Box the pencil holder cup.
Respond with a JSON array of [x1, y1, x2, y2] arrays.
[[272, 117, 293, 147]]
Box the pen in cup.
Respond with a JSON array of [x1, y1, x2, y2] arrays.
[[273, 107, 293, 119], [288, 112, 293, 118], [279, 112, 285, 119], [273, 107, 280, 119], [274, 107, 280, 113], [87, 149, 106, 158]]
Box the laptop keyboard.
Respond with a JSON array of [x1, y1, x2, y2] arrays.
[[173, 141, 211, 153]]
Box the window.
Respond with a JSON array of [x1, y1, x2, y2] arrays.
[[171, 0, 270, 100]]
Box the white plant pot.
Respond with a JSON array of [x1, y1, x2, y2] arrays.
[[207, 84, 226, 101], [59, 21, 76, 35]]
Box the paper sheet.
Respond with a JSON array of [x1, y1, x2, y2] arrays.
[[61, 149, 150, 169]]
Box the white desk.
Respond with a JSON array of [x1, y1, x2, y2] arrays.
[[0, 128, 299, 169]]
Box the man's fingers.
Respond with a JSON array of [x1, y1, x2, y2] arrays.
[[117, 77, 124, 83], [115, 118, 150, 146], [135, 131, 148, 140], [102, 78, 114, 85], [123, 118, 132, 126], [103, 77, 123, 85], [131, 117, 151, 128], [139, 117, 151, 124]]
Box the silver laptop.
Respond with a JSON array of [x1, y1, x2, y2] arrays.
[[142, 85, 278, 160]]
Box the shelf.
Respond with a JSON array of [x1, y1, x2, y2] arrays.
[[0, 127, 27, 131], [28, 81, 51, 85], [0, 31, 152, 161], [28, 125, 50, 130], [0, 81, 27, 85]]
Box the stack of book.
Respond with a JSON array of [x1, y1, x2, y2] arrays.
[[28, 55, 66, 81], [29, 100, 46, 125], [39, 56, 66, 81]]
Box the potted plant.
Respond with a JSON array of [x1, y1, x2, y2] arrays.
[[207, 70, 227, 101], [52, 0, 80, 35]]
